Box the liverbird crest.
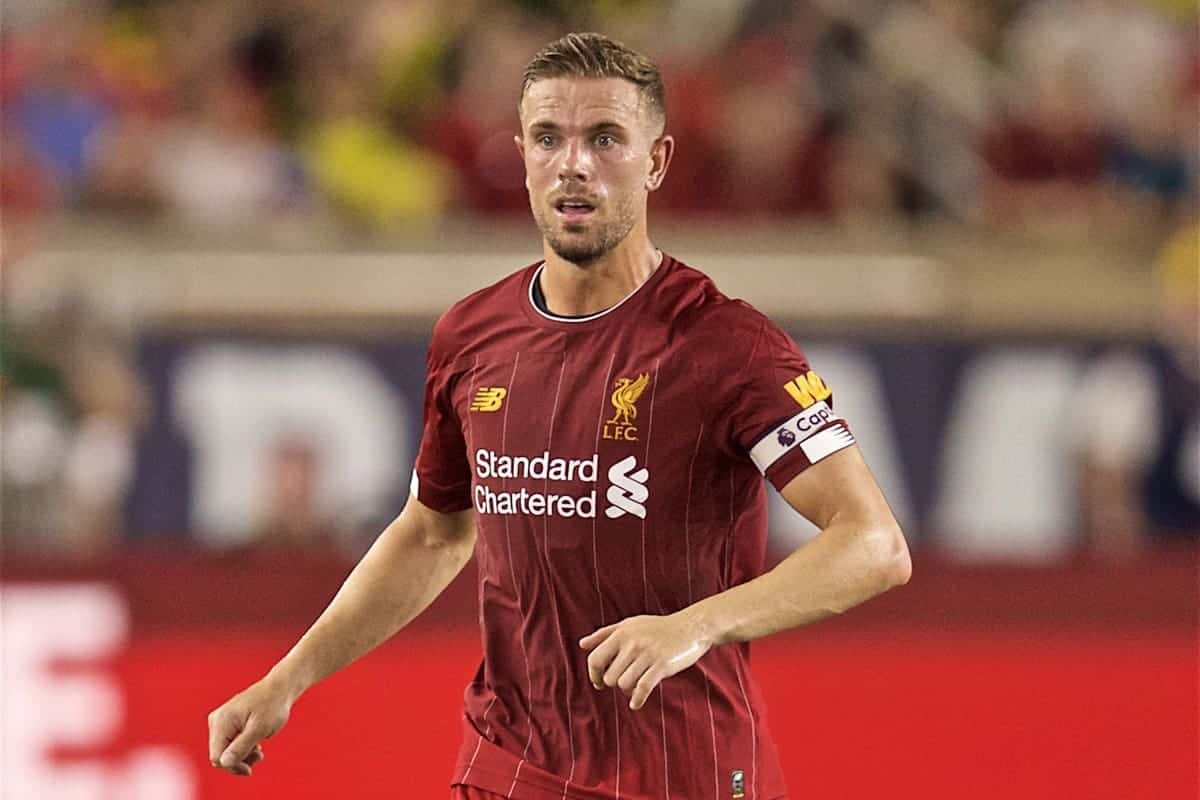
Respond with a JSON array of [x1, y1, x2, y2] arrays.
[[607, 373, 650, 427]]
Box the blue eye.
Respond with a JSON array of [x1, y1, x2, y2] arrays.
[[538, 135, 555, 148]]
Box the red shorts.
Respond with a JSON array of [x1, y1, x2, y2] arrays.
[[450, 785, 507, 800]]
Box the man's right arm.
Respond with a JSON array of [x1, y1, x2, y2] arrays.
[[207, 495, 475, 775]]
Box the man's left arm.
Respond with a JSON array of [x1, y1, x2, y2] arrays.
[[580, 445, 910, 710]]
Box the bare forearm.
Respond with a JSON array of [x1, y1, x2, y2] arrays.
[[686, 521, 909, 646], [266, 509, 474, 698]]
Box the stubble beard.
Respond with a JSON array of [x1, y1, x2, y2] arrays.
[[532, 195, 640, 266]]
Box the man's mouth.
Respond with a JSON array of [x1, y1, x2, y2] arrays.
[[554, 198, 596, 221]]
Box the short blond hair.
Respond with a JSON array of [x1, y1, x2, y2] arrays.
[[520, 32, 665, 128]]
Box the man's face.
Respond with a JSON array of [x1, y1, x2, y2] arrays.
[[517, 77, 670, 264]]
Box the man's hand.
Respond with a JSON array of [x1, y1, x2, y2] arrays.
[[207, 677, 294, 776], [579, 611, 712, 710]]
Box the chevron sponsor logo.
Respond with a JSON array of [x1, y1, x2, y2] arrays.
[[605, 456, 648, 519]]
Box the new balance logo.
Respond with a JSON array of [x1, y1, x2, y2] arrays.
[[605, 455, 649, 519], [470, 387, 507, 412]]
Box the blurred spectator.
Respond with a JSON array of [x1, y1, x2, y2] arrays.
[[1, 264, 149, 557], [646, 60, 726, 215], [247, 435, 348, 555], [826, 126, 903, 227], [80, 2, 309, 225], [864, 0, 997, 220], [150, 69, 303, 227], [2, 12, 150, 550], [1, 125, 61, 265], [1103, 56, 1195, 234], [416, 8, 554, 216], [290, 0, 462, 228], [3, 0, 1192, 232], [86, 5, 195, 213], [711, 40, 838, 217], [662, 30, 847, 219], [983, 57, 1110, 230], [5, 10, 113, 203], [1070, 224, 1200, 559], [304, 51, 454, 230], [996, 0, 1195, 233]]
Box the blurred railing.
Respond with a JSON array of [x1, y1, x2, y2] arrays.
[[20, 218, 1159, 335]]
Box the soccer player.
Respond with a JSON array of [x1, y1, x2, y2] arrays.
[[207, 32, 911, 799]]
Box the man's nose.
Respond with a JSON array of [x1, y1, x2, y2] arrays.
[[557, 138, 593, 183]]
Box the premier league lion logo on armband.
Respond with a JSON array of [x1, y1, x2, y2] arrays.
[[777, 428, 796, 447]]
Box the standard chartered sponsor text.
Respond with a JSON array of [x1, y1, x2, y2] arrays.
[[474, 448, 599, 518], [474, 484, 597, 517], [475, 448, 598, 481]]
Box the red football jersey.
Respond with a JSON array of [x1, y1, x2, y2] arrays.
[[412, 254, 855, 800]]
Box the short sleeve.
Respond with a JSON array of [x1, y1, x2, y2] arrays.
[[716, 310, 856, 490], [410, 318, 473, 512]]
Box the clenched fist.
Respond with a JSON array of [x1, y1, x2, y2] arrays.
[[207, 677, 294, 776]]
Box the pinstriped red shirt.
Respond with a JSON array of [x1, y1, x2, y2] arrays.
[[412, 254, 854, 800]]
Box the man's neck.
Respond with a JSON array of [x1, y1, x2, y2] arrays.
[[540, 235, 662, 317]]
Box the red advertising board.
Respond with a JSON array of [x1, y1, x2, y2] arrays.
[[3, 553, 1197, 799]]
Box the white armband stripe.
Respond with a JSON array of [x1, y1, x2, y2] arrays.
[[799, 424, 856, 465], [749, 401, 849, 472]]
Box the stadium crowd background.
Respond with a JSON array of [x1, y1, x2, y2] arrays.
[[3, 0, 1197, 231], [1, 0, 1197, 558]]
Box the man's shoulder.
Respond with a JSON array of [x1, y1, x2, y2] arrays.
[[443, 261, 539, 325], [663, 254, 769, 341], [430, 261, 540, 358]]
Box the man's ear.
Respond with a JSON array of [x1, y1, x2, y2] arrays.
[[646, 134, 675, 192]]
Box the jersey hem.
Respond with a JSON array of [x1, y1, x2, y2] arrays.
[[453, 764, 609, 800]]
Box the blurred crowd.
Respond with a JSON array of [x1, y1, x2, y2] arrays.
[[1, 0, 1197, 561], [1, 0, 1196, 238]]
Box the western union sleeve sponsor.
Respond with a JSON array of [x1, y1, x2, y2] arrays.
[[783, 371, 832, 409]]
